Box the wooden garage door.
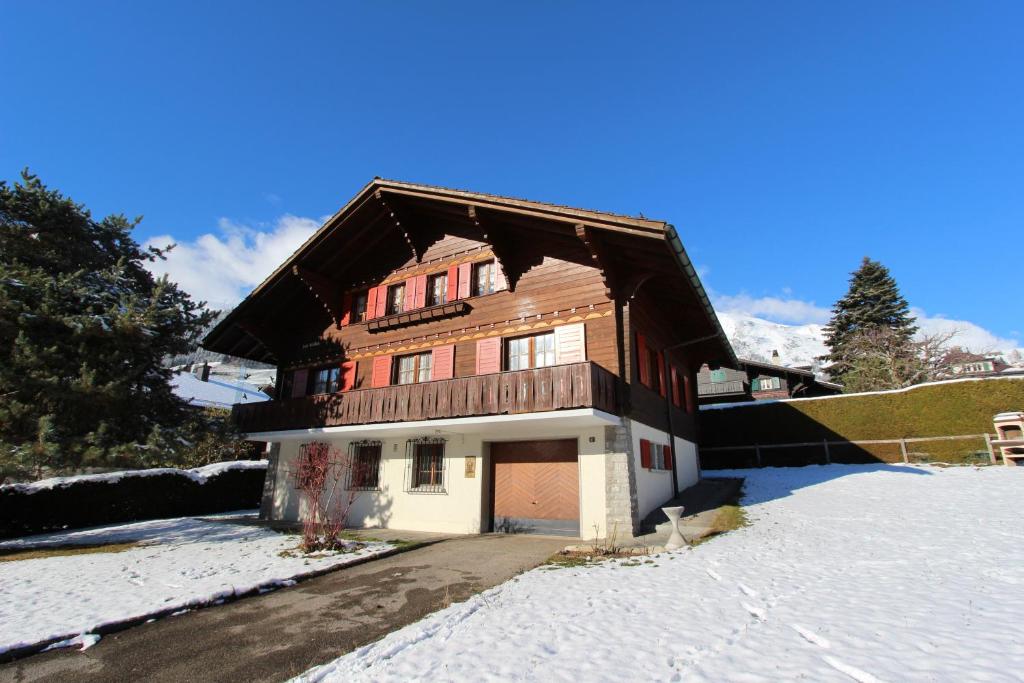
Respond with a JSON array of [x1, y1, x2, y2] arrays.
[[491, 439, 579, 536]]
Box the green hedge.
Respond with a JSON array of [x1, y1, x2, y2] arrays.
[[700, 378, 1023, 468]]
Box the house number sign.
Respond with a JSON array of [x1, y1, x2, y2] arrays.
[[464, 457, 477, 478]]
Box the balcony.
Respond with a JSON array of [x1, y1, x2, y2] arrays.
[[233, 361, 620, 434], [697, 379, 747, 397]]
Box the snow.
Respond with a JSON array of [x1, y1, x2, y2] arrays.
[[1, 459, 268, 495], [717, 312, 828, 369], [300, 465, 1024, 682], [0, 514, 393, 655], [170, 371, 270, 408]]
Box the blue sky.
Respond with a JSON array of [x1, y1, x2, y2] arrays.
[[2, 2, 1021, 350]]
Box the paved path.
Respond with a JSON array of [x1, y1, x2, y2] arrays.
[[0, 534, 568, 683]]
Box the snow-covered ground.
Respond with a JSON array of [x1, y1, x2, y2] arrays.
[[0, 514, 392, 655], [302, 465, 1024, 682]]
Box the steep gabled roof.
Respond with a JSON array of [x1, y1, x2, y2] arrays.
[[203, 178, 735, 367]]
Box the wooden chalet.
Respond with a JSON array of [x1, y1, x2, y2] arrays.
[[203, 178, 734, 537]]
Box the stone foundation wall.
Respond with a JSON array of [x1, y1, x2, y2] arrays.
[[604, 421, 640, 539]]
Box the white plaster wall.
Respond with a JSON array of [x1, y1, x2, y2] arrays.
[[271, 440, 306, 522], [576, 427, 608, 540], [344, 435, 485, 535], [629, 420, 677, 520], [270, 425, 612, 537], [673, 436, 700, 491]]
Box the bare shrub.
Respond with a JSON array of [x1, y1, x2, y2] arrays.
[[290, 442, 359, 552]]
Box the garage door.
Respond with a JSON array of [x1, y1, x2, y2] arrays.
[[491, 439, 579, 536]]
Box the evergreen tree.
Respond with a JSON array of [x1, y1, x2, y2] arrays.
[[0, 171, 215, 479], [822, 257, 918, 386]]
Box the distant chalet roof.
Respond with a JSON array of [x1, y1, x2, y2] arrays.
[[203, 178, 735, 367]]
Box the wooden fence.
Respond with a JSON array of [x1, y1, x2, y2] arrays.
[[700, 432, 1001, 468]]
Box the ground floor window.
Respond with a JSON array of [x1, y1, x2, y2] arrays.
[[407, 438, 446, 493], [348, 440, 382, 490]]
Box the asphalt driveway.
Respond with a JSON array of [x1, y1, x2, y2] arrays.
[[0, 533, 569, 683]]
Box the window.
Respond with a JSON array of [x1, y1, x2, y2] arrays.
[[395, 352, 432, 385], [505, 331, 555, 370], [709, 369, 727, 383], [279, 371, 294, 399], [427, 272, 448, 306], [309, 366, 341, 394], [386, 283, 405, 315], [348, 441, 382, 490], [647, 348, 662, 394], [351, 291, 368, 323], [753, 376, 779, 391], [409, 439, 446, 492], [473, 260, 497, 296]]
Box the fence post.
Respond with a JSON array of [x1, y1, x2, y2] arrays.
[[984, 433, 997, 465], [823, 439, 831, 464], [900, 439, 909, 463]]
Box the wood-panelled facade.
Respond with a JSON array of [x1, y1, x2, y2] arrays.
[[205, 179, 734, 538]]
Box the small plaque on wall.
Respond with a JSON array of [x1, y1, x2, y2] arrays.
[[464, 457, 477, 478]]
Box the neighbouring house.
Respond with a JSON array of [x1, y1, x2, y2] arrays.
[[697, 357, 842, 405], [202, 179, 735, 538], [170, 365, 271, 410], [943, 349, 1012, 378]]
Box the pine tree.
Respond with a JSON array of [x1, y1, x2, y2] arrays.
[[0, 171, 216, 478], [822, 257, 918, 385]]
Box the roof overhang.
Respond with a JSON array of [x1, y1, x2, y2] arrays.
[[202, 178, 736, 368]]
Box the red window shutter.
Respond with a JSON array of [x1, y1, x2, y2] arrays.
[[494, 262, 508, 291], [639, 439, 651, 469], [671, 366, 681, 407], [403, 278, 416, 312], [657, 352, 667, 397], [414, 274, 428, 308], [458, 263, 472, 299], [447, 264, 459, 301], [340, 361, 356, 392], [431, 345, 455, 380], [635, 333, 650, 386], [370, 355, 393, 388], [340, 293, 353, 326], [553, 322, 586, 364], [291, 369, 308, 398], [373, 285, 388, 318], [366, 287, 379, 320], [664, 445, 674, 470], [475, 337, 501, 374]]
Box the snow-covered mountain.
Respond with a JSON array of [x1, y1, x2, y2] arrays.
[[716, 312, 828, 370]]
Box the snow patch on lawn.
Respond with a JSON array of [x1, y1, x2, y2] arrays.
[[0, 515, 392, 655], [1, 459, 268, 495], [300, 465, 1024, 682]]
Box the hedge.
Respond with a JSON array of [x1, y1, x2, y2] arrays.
[[700, 377, 1024, 468], [0, 461, 267, 539]]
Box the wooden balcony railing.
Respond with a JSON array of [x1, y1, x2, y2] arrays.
[[697, 379, 747, 397], [233, 361, 619, 434]]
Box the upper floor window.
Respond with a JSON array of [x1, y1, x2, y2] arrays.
[[386, 283, 405, 315], [427, 272, 448, 306], [647, 348, 662, 394], [309, 366, 341, 394], [351, 291, 368, 323], [395, 352, 432, 385], [279, 371, 294, 399], [709, 369, 727, 383], [474, 260, 498, 296], [506, 331, 555, 371], [752, 376, 780, 391]]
